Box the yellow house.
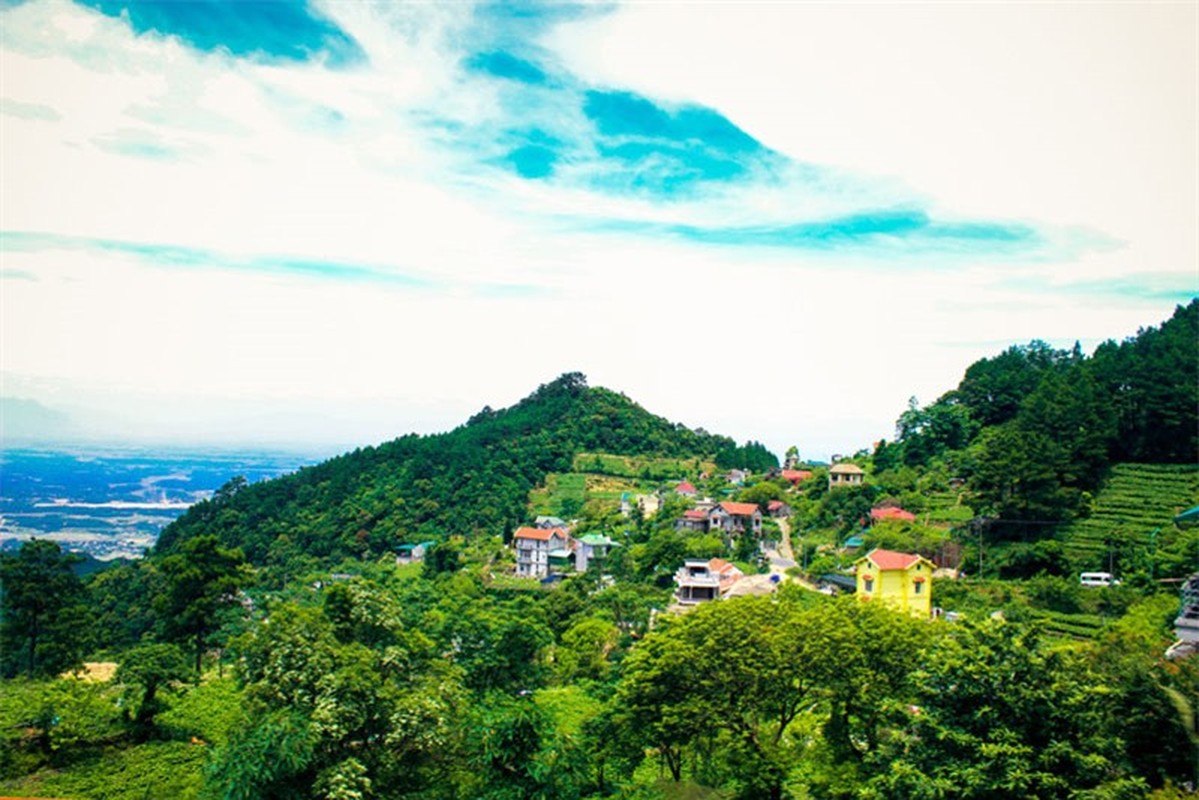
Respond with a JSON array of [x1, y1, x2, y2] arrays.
[[854, 548, 935, 618]]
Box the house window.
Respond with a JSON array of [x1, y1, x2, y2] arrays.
[[863, 577, 874, 592], [914, 581, 923, 595]]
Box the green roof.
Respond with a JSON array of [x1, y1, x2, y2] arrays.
[[1175, 506, 1199, 526]]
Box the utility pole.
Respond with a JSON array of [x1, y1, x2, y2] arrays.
[[970, 517, 989, 580], [1148, 527, 1161, 581]]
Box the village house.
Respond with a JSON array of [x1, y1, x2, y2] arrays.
[[854, 548, 935, 618], [575, 533, 618, 572], [514, 526, 572, 579], [707, 501, 762, 536], [395, 541, 435, 565], [675, 480, 698, 498], [766, 500, 792, 518], [675, 508, 710, 532], [636, 493, 661, 517], [674, 557, 745, 605], [725, 469, 750, 485], [534, 515, 567, 530], [780, 469, 813, 487], [828, 463, 865, 490], [1167, 572, 1199, 659], [869, 506, 916, 523]]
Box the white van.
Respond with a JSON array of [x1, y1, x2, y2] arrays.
[[1079, 571, 1119, 587]]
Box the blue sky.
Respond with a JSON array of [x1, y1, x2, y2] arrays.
[[1, 0, 1195, 458]]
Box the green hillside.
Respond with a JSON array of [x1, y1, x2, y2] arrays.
[[1060, 463, 1199, 568], [4, 305, 1199, 800], [154, 374, 742, 567]]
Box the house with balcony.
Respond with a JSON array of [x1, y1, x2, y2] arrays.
[[675, 508, 710, 532], [514, 526, 572, 579], [674, 557, 744, 605], [1167, 571, 1199, 659]]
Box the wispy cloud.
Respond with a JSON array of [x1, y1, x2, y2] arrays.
[[0, 268, 37, 281], [596, 208, 1045, 254], [999, 274, 1197, 304], [1, 230, 545, 296], [0, 97, 61, 121], [91, 127, 203, 160]]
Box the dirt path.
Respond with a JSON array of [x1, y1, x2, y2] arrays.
[[776, 517, 795, 563]]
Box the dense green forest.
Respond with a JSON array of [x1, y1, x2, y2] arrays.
[[154, 372, 772, 568], [1, 301, 1197, 799], [875, 300, 1197, 534]]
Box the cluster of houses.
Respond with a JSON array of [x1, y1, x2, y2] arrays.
[[392, 457, 945, 622], [513, 516, 619, 579], [674, 547, 936, 618]]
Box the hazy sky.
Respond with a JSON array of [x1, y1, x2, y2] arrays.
[[2, 0, 1196, 460]]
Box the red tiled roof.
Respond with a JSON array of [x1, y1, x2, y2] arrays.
[[676, 481, 697, 493], [683, 509, 708, 520], [709, 558, 743, 588], [719, 501, 759, 516], [781, 469, 813, 482], [709, 557, 740, 576], [864, 548, 922, 570], [514, 526, 567, 541], [870, 507, 916, 522], [767, 500, 786, 511]]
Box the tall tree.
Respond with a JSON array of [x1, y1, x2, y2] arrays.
[[865, 620, 1132, 799], [952, 340, 1071, 428], [155, 534, 247, 678], [614, 593, 921, 800], [115, 642, 191, 741], [0, 539, 89, 678]]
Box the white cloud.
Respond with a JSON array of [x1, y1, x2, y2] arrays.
[[547, 3, 1196, 261], [1, 0, 1194, 459]]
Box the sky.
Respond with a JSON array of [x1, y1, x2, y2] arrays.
[[1, 0, 1196, 462]]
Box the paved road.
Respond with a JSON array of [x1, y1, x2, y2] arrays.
[[761, 516, 822, 592], [766, 517, 796, 570]]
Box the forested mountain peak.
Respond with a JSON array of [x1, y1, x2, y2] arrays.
[[875, 299, 1198, 535], [154, 373, 751, 566]]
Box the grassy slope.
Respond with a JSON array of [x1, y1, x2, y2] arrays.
[[531, 452, 719, 517]]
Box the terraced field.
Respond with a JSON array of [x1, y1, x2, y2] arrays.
[[1029, 609, 1106, 641], [571, 452, 715, 481], [1060, 463, 1199, 567]]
